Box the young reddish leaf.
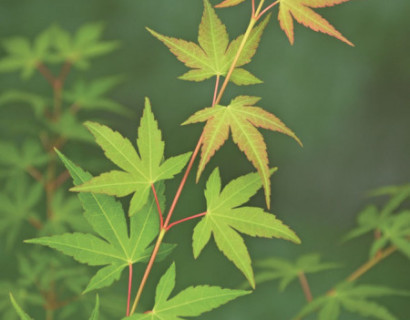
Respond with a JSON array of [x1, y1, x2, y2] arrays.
[[147, 0, 270, 86], [183, 96, 301, 208], [278, 0, 354, 46]]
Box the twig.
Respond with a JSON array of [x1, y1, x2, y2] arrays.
[[166, 212, 207, 231], [298, 272, 313, 302]]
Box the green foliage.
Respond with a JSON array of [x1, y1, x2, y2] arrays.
[[192, 167, 300, 288], [254, 253, 339, 291], [124, 263, 250, 319], [295, 283, 409, 320], [9, 293, 34, 320]]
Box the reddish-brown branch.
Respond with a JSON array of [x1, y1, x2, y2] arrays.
[[54, 170, 70, 189], [126, 264, 133, 316], [26, 166, 43, 182], [298, 272, 313, 302], [28, 217, 43, 230], [257, 0, 279, 20], [36, 63, 56, 85], [166, 212, 207, 231], [59, 61, 72, 85], [151, 184, 163, 229], [252, 0, 256, 17]]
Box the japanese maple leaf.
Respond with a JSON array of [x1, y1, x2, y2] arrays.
[[70, 98, 192, 215], [146, 0, 271, 85], [215, 0, 354, 46], [192, 168, 300, 288], [183, 95, 301, 208]]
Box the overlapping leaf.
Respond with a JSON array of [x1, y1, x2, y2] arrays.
[[124, 263, 250, 320], [254, 253, 339, 291], [64, 76, 130, 115], [183, 95, 301, 208], [215, 0, 353, 46], [71, 98, 191, 215], [27, 151, 175, 293], [192, 168, 300, 288], [343, 186, 410, 259], [295, 283, 409, 320], [147, 0, 270, 85]]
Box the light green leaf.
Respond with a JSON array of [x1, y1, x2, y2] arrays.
[[125, 263, 250, 320], [72, 98, 191, 215], [318, 298, 340, 320], [193, 168, 299, 288]]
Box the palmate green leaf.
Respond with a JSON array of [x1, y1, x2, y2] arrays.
[[51, 23, 119, 69], [26, 151, 175, 293], [0, 90, 50, 118], [71, 98, 191, 215], [147, 0, 270, 86], [183, 95, 301, 208], [124, 263, 250, 320], [9, 294, 33, 320], [255, 253, 339, 291], [192, 168, 300, 288], [294, 283, 409, 320], [0, 27, 53, 79], [64, 76, 130, 116]]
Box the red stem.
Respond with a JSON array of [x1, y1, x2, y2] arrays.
[[257, 0, 279, 20], [252, 0, 255, 17], [36, 63, 56, 85], [166, 212, 207, 231], [151, 184, 163, 229], [126, 264, 133, 316]]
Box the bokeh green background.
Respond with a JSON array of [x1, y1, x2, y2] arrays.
[[0, 0, 409, 319]]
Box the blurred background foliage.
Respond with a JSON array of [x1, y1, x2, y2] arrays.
[[0, 0, 409, 319]]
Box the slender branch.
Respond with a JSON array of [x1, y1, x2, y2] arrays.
[[130, 229, 166, 315], [166, 212, 207, 231], [53, 170, 70, 189], [27, 217, 43, 230], [151, 184, 163, 229], [59, 61, 72, 85], [36, 62, 55, 85], [126, 264, 133, 316], [346, 245, 397, 283], [257, 0, 279, 20], [298, 272, 313, 302], [129, 6, 266, 314], [252, 0, 256, 17], [214, 0, 265, 105], [26, 166, 43, 182]]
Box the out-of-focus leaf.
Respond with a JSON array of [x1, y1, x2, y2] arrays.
[[255, 253, 339, 291], [9, 293, 34, 320], [64, 76, 130, 115], [46, 111, 93, 143], [0, 90, 50, 117]]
